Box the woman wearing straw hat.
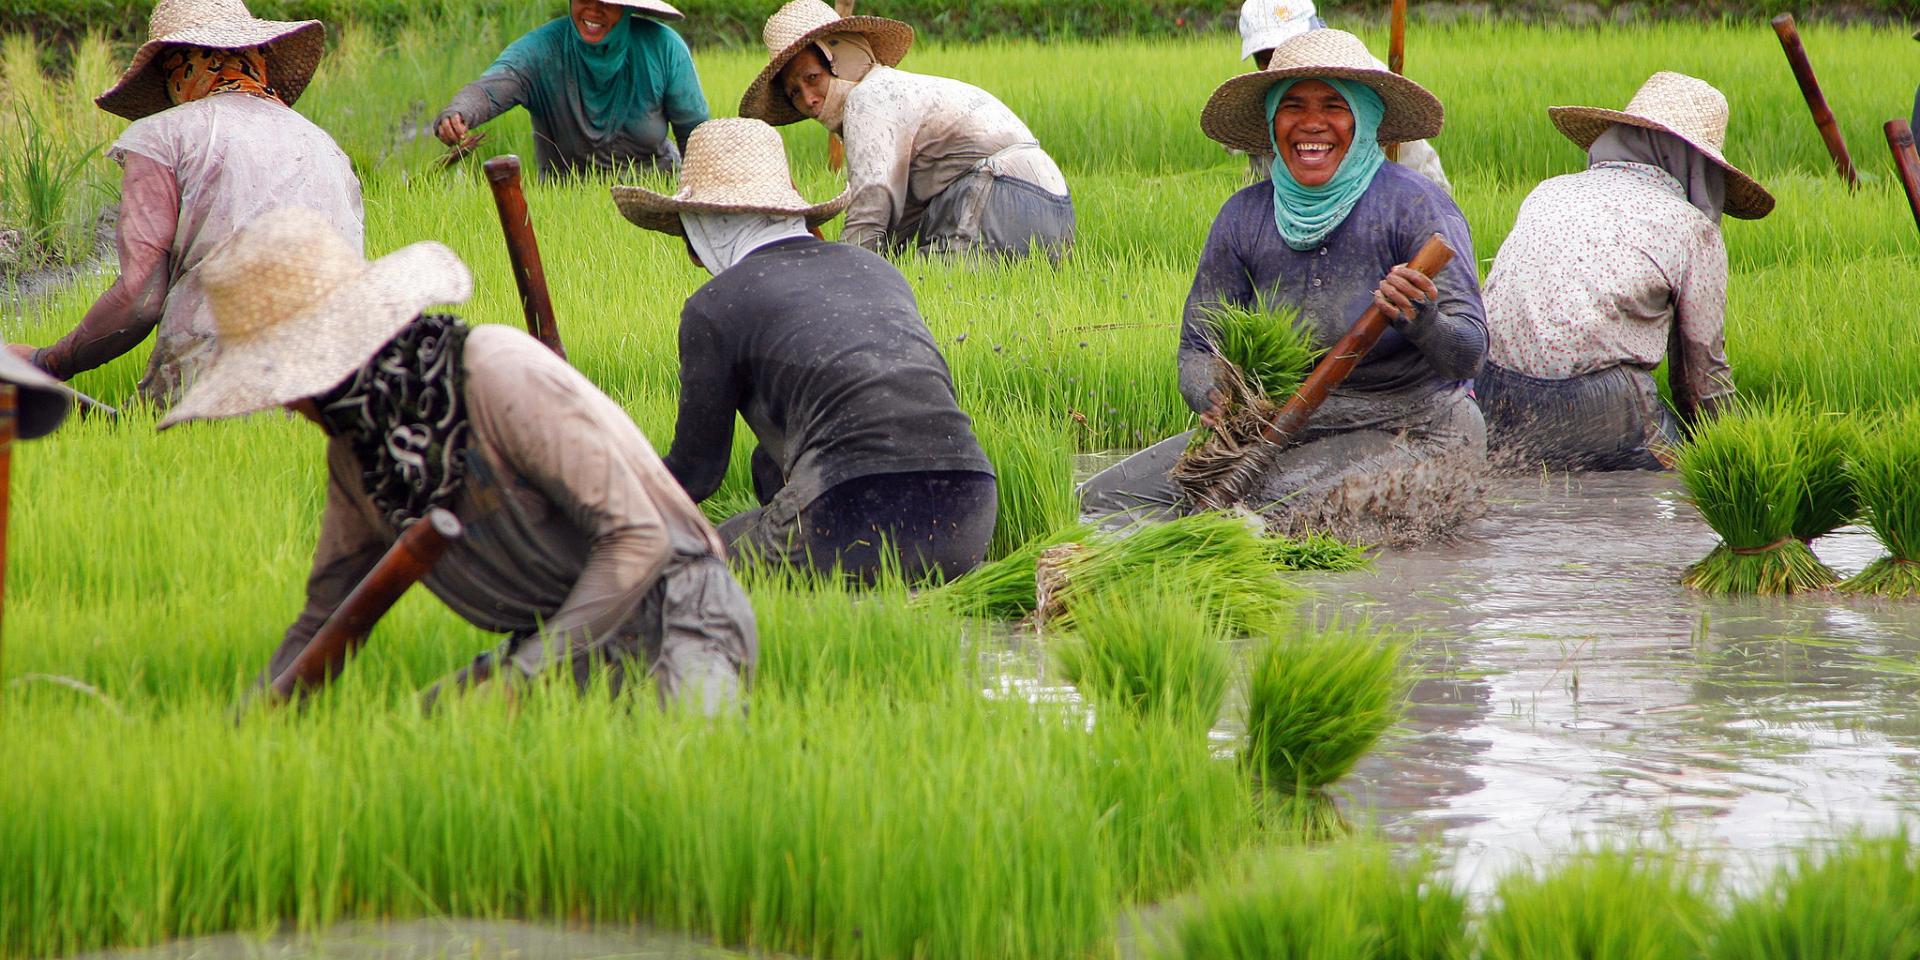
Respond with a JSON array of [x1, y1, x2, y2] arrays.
[[6, 0, 362, 406], [1477, 72, 1774, 472], [613, 119, 998, 583], [1236, 0, 1450, 194], [738, 0, 1073, 261], [434, 0, 709, 179], [1079, 30, 1487, 530], [161, 207, 756, 714]]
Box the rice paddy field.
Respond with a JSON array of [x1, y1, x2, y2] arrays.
[[5, 11, 1920, 960]]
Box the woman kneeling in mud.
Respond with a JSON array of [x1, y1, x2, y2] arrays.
[[1079, 30, 1487, 538]]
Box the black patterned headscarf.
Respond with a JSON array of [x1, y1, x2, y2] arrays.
[[317, 313, 473, 529]]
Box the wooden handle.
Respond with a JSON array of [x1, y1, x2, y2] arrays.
[[0, 385, 14, 688], [268, 509, 464, 702], [1258, 233, 1455, 444], [1386, 0, 1408, 164], [1886, 120, 1920, 237], [1772, 14, 1859, 189], [482, 156, 568, 359]]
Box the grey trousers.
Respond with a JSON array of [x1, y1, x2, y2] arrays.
[[920, 170, 1075, 263], [1476, 362, 1680, 472]]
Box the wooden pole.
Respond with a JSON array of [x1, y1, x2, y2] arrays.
[[1771, 13, 1859, 189], [482, 156, 568, 359], [1885, 120, 1920, 237], [1387, 0, 1407, 163], [826, 0, 855, 170], [0, 385, 13, 689]]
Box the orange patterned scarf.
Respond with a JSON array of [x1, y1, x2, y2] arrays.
[[160, 46, 280, 106]]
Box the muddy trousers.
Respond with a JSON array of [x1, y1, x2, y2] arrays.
[[1476, 362, 1680, 472], [918, 163, 1075, 263], [721, 470, 999, 584]]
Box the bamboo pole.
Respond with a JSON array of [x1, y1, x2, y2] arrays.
[[1885, 120, 1920, 237], [482, 156, 567, 359], [0, 385, 13, 689], [1771, 13, 1859, 189], [1386, 0, 1407, 163]]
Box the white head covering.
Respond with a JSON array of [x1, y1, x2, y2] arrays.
[[1588, 124, 1728, 223], [681, 211, 810, 276], [1239, 0, 1320, 60]]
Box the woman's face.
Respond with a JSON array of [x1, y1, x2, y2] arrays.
[[779, 47, 833, 119], [1270, 79, 1355, 187], [570, 0, 625, 44]]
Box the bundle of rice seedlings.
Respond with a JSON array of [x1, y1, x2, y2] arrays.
[[1791, 410, 1861, 544], [1676, 405, 1834, 594], [929, 524, 1092, 620], [1839, 405, 1920, 598], [1242, 621, 1407, 839], [973, 405, 1079, 561], [1711, 832, 1920, 960], [1170, 303, 1320, 504], [1262, 530, 1372, 572], [1053, 585, 1233, 731], [1482, 848, 1717, 960]]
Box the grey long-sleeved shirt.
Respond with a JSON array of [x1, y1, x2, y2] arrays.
[[1179, 162, 1487, 430]]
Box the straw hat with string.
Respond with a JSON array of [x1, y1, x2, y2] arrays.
[[96, 0, 327, 122], [602, 0, 686, 20], [159, 207, 473, 430], [737, 0, 914, 127], [610, 118, 850, 236], [1549, 71, 1775, 220], [1201, 28, 1444, 153]]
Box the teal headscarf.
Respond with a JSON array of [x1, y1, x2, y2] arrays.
[[1263, 77, 1388, 251], [568, 9, 636, 131]]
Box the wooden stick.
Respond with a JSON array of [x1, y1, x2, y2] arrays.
[[268, 509, 463, 703], [482, 156, 568, 359], [1886, 120, 1920, 237], [0, 385, 14, 690], [1771, 13, 1859, 189], [1259, 233, 1456, 444], [1386, 0, 1407, 163]]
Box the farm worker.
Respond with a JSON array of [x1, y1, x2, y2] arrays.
[[1078, 30, 1486, 523], [6, 0, 363, 407], [433, 0, 709, 179], [611, 119, 999, 582], [159, 207, 756, 714], [0, 346, 87, 441], [1236, 0, 1451, 194], [1476, 72, 1774, 471], [737, 0, 1074, 262]]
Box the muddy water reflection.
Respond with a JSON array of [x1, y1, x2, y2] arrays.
[[1312, 472, 1920, 886]]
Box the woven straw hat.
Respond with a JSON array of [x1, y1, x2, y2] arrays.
[[96, 0, 325, 121], [159, 207, 472, 430], [1239, 0, 1318, 60], [1202, 29, 1443, 152], [1549, 72, 1775, 220], [611, 118, 850, 236], [738, 0, 914, 126], [606, 0, 685, 19], [0, 348, 84, 441]]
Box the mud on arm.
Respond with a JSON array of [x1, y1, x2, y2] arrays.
[[32, 154, 176, 380], [1393, 205, 1487, 381]]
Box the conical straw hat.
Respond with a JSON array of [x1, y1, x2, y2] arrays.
[[606, 0, 685, 19], [737, 0, 914, 127], [95, 0, 326, 121], [158, 207, 472, 429], [610, 118, 850, 236], [1549, 71, 1774, 220], [1202, 29, 1444, 152]]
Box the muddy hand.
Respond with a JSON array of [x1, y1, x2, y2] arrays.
[[1373, 264, 1439, 325], [1199, 388, 1229, 429], [436, 113, 469, 147]]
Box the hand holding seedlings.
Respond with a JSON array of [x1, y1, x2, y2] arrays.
[[435, 111, 469, 146]]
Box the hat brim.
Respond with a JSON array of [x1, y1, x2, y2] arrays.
[[158, 242, 473, 430], [1201, 66, 1444, 154], [610, 184, 852, 237], [609, 0, 685, 20], [0, 349, 87, 440], [95, 18, 325, 122], [1548, 106, 1776, 220], [737, 17, 914, 127]]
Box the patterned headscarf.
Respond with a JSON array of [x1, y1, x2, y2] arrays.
[[317, 314, 473, 530], [160, 45, 280, 107]]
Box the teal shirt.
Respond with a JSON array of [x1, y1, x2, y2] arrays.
[[440, 15, 709, 177]]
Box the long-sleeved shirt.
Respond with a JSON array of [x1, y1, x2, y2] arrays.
[[839, 65, 1068, 252], [36, 93, 361, 402], [439, 16, 707, 178], [270, 326, 725, 680], [1483, 162, 1732, 412], [1179, 162, 1487, 431], [663, 237, 994, 511]]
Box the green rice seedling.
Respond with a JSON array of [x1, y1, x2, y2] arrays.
[[1242, 620, 1406, 837], [925, 522, 1094, 620], [1206, 300, 1319, 402], [1039, 512, 1311, 635], [1053, 585, 1233, 731], [972, 405, 1078, 561], [1480, 848, 1718, 960], [748, 570, 975, 703], [1152, 844, 1469, 960], [1792, 409, 1861, 544], [1676, 405, 1835, 594], [1839, 405, 1920, 598], [1710, 832, 1920, 960], [1262, 530, 1372, 572]]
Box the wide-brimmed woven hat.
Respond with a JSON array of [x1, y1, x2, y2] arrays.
[[96, 0, 325, 121], [1202, 28, 1443, 153], [1549, 71, 1775, 220], [0, 349, 84, 441], [737, 0, 914, 127], [158, 207, 472, 430], [611, 118, 850, 236], [601, 0, 685, 20]]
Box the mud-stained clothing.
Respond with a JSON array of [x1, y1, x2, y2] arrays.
[[438, 16, 708, 178], [1476, 362, 1678, 472], [270, 326, 755, 711], [838, 65, 1072, 257], [34, 93, 362, 403], [721, 469, 999, 583], [662, 236, 996, 579]]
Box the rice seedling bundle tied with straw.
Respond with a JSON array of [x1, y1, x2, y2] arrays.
[[1677, 404, 1837, 595], [1053, 585, 1234, 732], [1839, 404, 1920, 598], [1169, 303, 1320, 504]]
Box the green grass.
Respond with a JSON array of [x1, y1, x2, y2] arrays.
[[1710, 833, 1920, 960], [1480, 848, 1718, 960], [1052, 584, 1234, 731], [1839, 405, 1920, 598]]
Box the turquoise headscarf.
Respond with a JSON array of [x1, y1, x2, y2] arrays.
[[1263, 77, 1388, 251]]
